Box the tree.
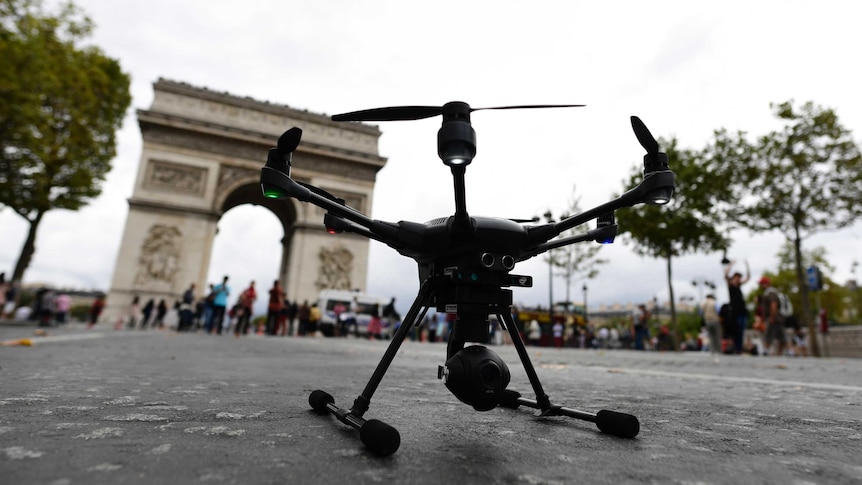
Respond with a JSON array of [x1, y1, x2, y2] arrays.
[[544, 185, 607, 313], [761, 243, 849, 325], [616, 136, 733, 344], [0, 0, 131, 283], [732, 101, 862, 356]]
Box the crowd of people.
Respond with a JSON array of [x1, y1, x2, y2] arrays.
[[622, 260, 811, 359], [3, 261, 815, 358], [0, 272, 98, 327], [122, 276, 327, 338]]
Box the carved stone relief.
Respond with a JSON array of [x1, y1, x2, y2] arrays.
[[315, 244, 354, 291], [134, 224, 182, 286], [146, 160, 207, 196]]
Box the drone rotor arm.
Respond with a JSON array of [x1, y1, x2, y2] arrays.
[[518, 225, 617, 262]]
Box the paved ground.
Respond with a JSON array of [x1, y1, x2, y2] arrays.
[[1, 322, 861, 484]]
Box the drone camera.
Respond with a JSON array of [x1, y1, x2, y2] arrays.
[[440, 345, 511, 412]]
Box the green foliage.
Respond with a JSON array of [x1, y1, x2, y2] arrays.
[[0, 0, 132, 281], [734, 101, 862, 238], [675, 311, 703, 340]]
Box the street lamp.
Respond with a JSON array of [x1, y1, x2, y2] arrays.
[[691, 277, 716, 304]]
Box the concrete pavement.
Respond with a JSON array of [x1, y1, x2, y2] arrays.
[[1, 322, 861, 484]]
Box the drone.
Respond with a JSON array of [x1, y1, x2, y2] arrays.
[[260, 101, 675, 456]]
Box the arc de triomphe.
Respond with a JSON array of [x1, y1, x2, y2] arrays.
[[103, 79, 386, 323]]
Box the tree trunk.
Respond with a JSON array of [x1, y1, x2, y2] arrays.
[[794, 230, 820, 357], [11, 211, 44, 283]]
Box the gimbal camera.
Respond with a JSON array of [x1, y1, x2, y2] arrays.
[[261, 101, 675, 456]]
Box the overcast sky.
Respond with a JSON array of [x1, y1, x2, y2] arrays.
[[2, 0, 861, 317]]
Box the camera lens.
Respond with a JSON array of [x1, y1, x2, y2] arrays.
[[478, 361, 502, 390]]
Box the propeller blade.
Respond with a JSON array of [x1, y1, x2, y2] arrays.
[[332, 106, 443, 122], [630, 116, 659, 155], [473, 104, 585, 112], [332, 103, 586, 122], [277, 127, 303, 156]]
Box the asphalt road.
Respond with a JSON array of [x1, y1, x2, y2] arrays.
[[2, 323, 861, 484]]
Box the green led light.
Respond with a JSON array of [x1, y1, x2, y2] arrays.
[[262, 185, 288, 199]]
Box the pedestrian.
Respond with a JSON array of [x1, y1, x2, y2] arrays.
[[88, 294, 105, 328], [0, 272, 8, 320], [702, 294, 722, 363], [202, 284, 215, 331], [758, 276, 787, 356], [367, 305, 382, 340], [297, 301, 311, 336], [309, 302, 321, 336], [234, 281, 256, 336], [179, 283, 195, 331], [597, 326, 609, 349], [382, 297, 400, 333], [140, 299, 155, 329], [724, 259, 750, 354], [266, 280, 284, 336], [426, 315, 437, 343], [1, 278, 18, 320], [286, 300, 298, 336], [127, 295, 141, 329], [552, 320, 564, 348], [54, 292, 71, 324], [278, 299, 291, 336], [210, 276, 230, 335], [632, 304, 650, 350], [527, 319, 541, 346], [154, 299, 168, 329]]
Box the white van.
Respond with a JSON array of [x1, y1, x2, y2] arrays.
[[317, 289, 390, 337]]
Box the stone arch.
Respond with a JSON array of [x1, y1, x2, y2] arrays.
[[103, 79, 386, 324]]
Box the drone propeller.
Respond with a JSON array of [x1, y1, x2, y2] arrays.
[[332, 102, 585, 122], [277, 127, 303, 157], [630, 116, 658, 155]]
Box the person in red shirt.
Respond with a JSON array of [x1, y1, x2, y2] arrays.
[[266, 280, 284, 336]]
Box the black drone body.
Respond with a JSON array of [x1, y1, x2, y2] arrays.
[[261, 102, 675, 456]]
